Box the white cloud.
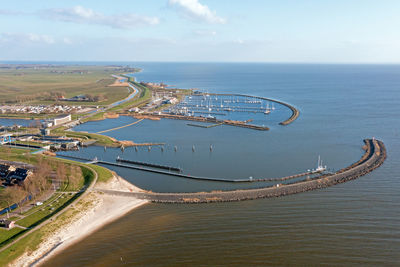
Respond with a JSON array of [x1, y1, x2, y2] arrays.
[[235, 38, 244, 45], [63, 37, 73, 44], [169, 0, 226, 24], [28, 33, 55, 44], [0, 33, 56, 45], [194, 29, 217, 36], [39, 6, 159, 29]]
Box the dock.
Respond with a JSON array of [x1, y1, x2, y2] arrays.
[[58, 155, 319, 183], [116, 158, 181, 172], [97, 139, 387, 203]]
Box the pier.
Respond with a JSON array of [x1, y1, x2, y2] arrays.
[[58, 147, 330, 183], [58, 154, 319, 183], [116, 157, 181, 172], [139, 113, 270, 131], [97, 139, 387, 203]]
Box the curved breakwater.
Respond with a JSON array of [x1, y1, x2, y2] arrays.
[[98, 139, 386, 203], [209, 93, 300, 125]]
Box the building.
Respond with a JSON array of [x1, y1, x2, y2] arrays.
[[65, 94, 89, 102], [8, 168, 30, 183], [0, 165, 31, 186], [0, 134, 12, 145], [40, 128, 51, 136], [53, 114, 71, 126], [2, 220, 15, 229], [0, 164, 13, 178]]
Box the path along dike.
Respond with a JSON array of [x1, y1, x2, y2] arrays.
[[97, 138, 386, 203]]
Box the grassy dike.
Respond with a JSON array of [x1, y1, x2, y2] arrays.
[[51, 126, 119, 147], [50, 81, 154, 147], [0, 147, 113, 266]]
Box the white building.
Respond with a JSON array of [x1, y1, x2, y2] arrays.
[[53, 114, 71, 126]]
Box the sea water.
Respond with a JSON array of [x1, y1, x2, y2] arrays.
[[45, 63, 400, 266]]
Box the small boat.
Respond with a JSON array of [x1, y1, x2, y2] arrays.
[[312, 155, 327, 173]]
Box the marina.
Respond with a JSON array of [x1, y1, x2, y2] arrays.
[[164, 93, 298, 127]]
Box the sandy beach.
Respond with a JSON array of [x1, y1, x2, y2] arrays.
[[11, 175, 148, 267]]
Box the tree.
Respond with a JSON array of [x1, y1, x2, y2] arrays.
[[68, 165, 83, 190], [12, 186, 27, 214], [0, 188, 12, 218], [34, 157, 52, 194], [23, 176, 37, 200], [0, 186, 27, 216], [56, 163, 67, 189]]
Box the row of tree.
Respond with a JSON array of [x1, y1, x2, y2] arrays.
[[0, 158, 84, 217], [56, 162, 83, 190]]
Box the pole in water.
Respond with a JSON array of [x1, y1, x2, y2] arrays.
[[192, 145, 195, 152], [104, 146, 107, 152], [161, 146, 164, 152], [135, 146, 138, 152], [174, 145, 177, 152], [210, 144, 213, 151], [148, 146, 151, 151]]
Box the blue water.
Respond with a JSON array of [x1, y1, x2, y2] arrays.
[[47, 63, 400, 266], [0, 118, 40, 127]]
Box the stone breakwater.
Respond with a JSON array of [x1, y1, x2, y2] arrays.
[[98, 139, 386, 204]]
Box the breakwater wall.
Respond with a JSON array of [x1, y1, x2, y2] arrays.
[[99, 139, 385, 203]]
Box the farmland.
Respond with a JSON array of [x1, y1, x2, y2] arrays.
[[0, 64, 139, 106]]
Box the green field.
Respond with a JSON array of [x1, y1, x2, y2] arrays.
[[0, 65, 139, 106], [0, 228, 25, 247], [16, 193, 75, 228]]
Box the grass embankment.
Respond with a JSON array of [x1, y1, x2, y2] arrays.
[[0, 191, 99, 266], [110, 81, 152, 112], [51, 127, 119, 147], [0, 146, 38, 164], [0, 65, 136, 106], [0, 146, 114, 265], [0, 165, 112, 266], [0, 228, 25, 246]]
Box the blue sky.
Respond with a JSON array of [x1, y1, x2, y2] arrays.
[[1, 0, 399, 63]]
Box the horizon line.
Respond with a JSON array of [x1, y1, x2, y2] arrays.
[[1, 60, 400, 65]]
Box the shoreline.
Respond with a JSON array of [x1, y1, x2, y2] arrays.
[[11, 175, 148, 267]]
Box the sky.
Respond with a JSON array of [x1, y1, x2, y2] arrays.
[[0, 0, 399, 63]]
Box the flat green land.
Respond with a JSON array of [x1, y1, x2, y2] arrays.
[[0, 65, 138, 106]]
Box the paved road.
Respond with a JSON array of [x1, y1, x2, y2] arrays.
[[0, 165, 98, 254]]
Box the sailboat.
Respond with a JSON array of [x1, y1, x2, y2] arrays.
[[312, 155, 327, 173], [264, 102, 271, 114]]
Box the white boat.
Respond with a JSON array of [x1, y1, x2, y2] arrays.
[[312, 155, 327, 173], [264, 102, 271, 114]]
